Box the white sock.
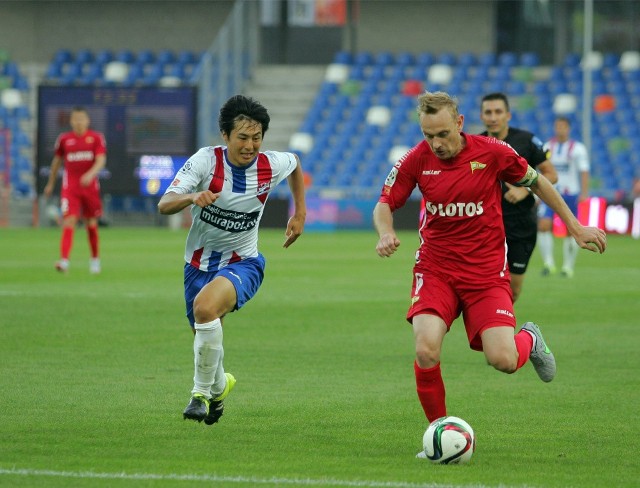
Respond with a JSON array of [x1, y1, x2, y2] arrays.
[[210, 350, 226, 399], [191, 318, 223, 398], [537, 231, 555, 268], [563, 237, 579, 271]]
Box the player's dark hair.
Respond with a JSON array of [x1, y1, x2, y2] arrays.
[[71, 106, 88, 115], [219, 95, 270, 137], [481, 92, 510, 111], [555, 116, 571, 126]]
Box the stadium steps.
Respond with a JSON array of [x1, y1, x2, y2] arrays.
[[243, 64, 326, 152]]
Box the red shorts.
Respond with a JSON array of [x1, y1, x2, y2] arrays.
[[61, 182, 102, 220], [406, 267, 516, 351]]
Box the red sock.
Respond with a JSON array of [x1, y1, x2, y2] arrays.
[[87, 225, 99, 258], [61, 226, 75, 259], [514, 329, 534, 370], [414, 361, 447, 423]]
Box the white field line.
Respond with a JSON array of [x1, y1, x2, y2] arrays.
[[0, 467, 536, 488]]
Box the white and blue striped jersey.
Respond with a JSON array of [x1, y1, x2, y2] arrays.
[[164, 145, 298, 271], [543, 138, 590, 195]]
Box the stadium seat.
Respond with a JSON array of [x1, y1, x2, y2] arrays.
[[104, 61, 129, 84], [498, 52, 517, 67], [0, 88, 23, 110], [332, 51, 352, 64], [581, 51, 603, 70], [115, 49, 135, 64], [520, 52, 539, 67], [325, 63, 349, 83], [428, 64, 453, 85], [619, 51, 640, 71]]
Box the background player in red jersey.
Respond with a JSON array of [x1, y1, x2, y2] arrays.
[[44, 106, 106, 274], [373, 92, 606, 457]]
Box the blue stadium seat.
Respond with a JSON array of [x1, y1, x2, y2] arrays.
[[137, 49, 155, 64], [477, 52, 496, 67], [498, 52, 517, 67], [333, 51, 352, 64], [520, 52, 539, 67], [95, 49, 113, 65], [396, 51, 415, 67], [457, 52, 476, 67], [76, 49, 93, 64], [53, 49, 73, 65], [563, 53, 580, 67], [436, 52, 456, 66], [157, 49, 175, 65], [415, 52, 434, 68], [354, 52, 374, 66], [115, 49, 135, 64]]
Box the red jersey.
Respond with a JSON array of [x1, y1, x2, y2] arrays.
[[379, 133, 529, 282], [54, 129, 106, 188]]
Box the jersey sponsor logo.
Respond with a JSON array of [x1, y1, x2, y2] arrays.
[[424, 200, 484, 217], [67, 151, 94, 162], [496, 308, 514, 318], [257, 181, 271, 196], [180, 161, 193, 173], [171, 178, 180, 186], [422, 170, 441, 175], [199, 204, 260, 233], [470, 161, 486, 173]]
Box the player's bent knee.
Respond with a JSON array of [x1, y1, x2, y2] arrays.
[[415, 346, 441, 369], [487, 353, 517, 374]]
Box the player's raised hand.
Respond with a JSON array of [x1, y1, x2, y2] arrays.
[[192, 191, 220, 208], [376, 232, 401, 257]]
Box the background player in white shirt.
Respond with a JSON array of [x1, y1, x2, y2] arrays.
[[158, 95, 306, 424], [537, 116, 591, 278]]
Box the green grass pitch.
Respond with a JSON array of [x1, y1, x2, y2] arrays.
[[0, 227, 638, 487]]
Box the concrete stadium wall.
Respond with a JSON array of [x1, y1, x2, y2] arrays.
[[0, 0, 235, 63], [355, 1, 495, 55], [0, 0, 495, 63]]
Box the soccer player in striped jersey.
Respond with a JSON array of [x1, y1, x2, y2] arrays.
[[158, 95, 306, 424], [537, 116, 591, 278], [373, 92, 606, 456]]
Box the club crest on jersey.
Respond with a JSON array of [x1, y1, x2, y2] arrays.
[[470, 161, 486, 173], [256, 181, 271, 195]]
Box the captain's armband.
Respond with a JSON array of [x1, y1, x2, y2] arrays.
[[515, 165, 539, 188]]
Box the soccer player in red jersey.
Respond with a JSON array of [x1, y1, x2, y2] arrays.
[[373, 92, 607, 456], [44, 107, 106, 274]]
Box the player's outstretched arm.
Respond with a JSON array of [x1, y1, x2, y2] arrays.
[[530, 173, 607, 253], [283, 157, 306, 248], [373, 202, 401, 257]]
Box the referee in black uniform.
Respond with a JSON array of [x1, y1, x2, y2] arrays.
[[479, 92, 557, 302]]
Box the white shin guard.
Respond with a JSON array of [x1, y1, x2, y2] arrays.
[[192, 318, 223, 398]]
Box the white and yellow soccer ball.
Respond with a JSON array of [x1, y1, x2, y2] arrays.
[[422, 416, 475, 464]]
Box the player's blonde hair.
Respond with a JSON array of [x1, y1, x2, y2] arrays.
[[417, 91, 459, 120]]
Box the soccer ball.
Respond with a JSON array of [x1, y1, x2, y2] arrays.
[[422, 416, 475, 464]]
